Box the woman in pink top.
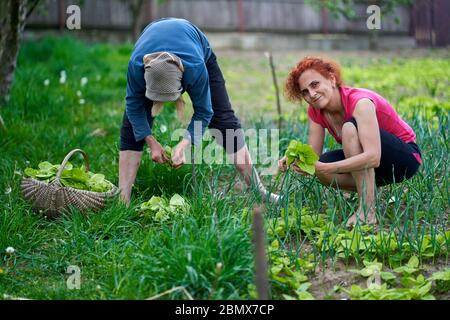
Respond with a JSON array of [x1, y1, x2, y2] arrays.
[[278, 57, 422, 227]]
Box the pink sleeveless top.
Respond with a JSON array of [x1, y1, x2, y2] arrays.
[[307, 86, 416, 145]]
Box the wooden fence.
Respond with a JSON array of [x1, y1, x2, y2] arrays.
[[26, 0, 450, 46], [27, 0, 411, 33]]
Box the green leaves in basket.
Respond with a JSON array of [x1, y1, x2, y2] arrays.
[[284, 140, 319, 175], [87, 173, 115, 192], [24, 161, 114, 192], [137, 194, 190, 223]]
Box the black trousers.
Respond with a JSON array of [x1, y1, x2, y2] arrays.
[[319, 118, 422, 186], [120, 51, 244, 154]]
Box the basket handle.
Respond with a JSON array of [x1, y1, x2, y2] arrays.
[[55, 149, 90, 180]]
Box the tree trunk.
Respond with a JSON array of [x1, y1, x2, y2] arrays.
[[0, 0, 26, 106], [130, 0, 145, 42], [0, 0, 39, 107]]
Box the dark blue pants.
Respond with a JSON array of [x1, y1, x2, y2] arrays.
[[319, 118, 422, 186]]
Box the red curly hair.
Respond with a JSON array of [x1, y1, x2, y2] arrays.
[[285, 57, 344, 102]]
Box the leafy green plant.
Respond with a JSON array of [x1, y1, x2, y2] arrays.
[[24, 161, 114, 192], [137, 194, 190, 223], [268, 240, 315, 300], [284, 140, 319, 175], [282, 282, 315, 300], [393, 256, 420, 274], [429, 269, 450, 293], [163, 145, 174, 167], [350, 259, 396, 282]]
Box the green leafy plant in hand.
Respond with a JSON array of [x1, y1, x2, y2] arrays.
[[24, 161, 114, 192], [285, 140, 319, 175], [163, 145, 174, 167], [137, 194, 189, 223]]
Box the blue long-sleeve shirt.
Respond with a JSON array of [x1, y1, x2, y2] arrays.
[[125, 18, 213, 145]]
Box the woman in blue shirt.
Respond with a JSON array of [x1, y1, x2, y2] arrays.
[[119, 18, 279, 203]]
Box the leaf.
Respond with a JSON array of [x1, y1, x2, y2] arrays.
[[164, 146, 173, 166], [429, 269, 450, 281], [284, 140, 319, 175], [297, 291, 315, 300], [138, 194, 189, 223], [380, 272, 396, 281], [350, 284, 364, 298], [407, 256, 419, 268], [298, 162, 315, 175], [38, 161, 53, 171], [24, 168, 38, 178], [27, 161, 110, 191], [394, 265, 418, 274], [417, 281, 432, 296], [169, 194, 186, 207], [394, 257, 420, 275], [270, 240, 280, 250]]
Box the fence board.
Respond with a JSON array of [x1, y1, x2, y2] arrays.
[[27, 0, 412, 34]]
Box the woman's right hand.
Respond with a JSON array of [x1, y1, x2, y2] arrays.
[[278, 156, 288, 172], [291, 162, 309, 176], [278, 156, 309, 176], [145, 136, 168, 164]]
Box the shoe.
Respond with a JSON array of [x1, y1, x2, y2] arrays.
[[260, 188, 281, 204]]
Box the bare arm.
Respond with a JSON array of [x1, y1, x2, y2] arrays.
[[318, 99, 381, 174], [308, 117, 325, 156]]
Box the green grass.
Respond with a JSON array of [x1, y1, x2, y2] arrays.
[[0, 37, 448, 300]]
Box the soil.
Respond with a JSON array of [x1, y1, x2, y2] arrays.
[[307, 257, 450, 300]]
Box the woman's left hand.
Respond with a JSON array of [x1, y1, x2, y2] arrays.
[[171, 138, 190, 169]]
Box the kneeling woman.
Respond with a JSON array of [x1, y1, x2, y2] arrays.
[[279, 57, 422, 226]]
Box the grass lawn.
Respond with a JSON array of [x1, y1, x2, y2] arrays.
[[0, 37, 448, 300]]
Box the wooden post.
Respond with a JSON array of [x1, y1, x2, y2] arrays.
[[58, 0, 65, 31], [252, 205, 269, 300], [237, 0, 245, 33], [265, 52, 282, 132]]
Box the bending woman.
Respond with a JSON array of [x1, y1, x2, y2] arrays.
[[279, 57, 422, 227]]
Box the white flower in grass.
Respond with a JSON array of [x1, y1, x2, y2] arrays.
[[215, 262, 223, 274], [388, 196, 397, 204], [160, 124, 167, 133], [44, 79, 50, 86], [80, 77, 88, 87], [79, 99, 85, 105], [59, 70, 67, 84], [5, 247, 15, 255], [5, 187, 12, 195], [96, 75, 101, 81], [76, 90, 82, 97]]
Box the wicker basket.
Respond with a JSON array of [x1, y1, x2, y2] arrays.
[[21, 149, 119, 218]]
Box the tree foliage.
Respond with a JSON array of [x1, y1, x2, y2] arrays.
[[306, 0, 416, 21]]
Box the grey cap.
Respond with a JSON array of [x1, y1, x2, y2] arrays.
[[143, 52, 184, 102]]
